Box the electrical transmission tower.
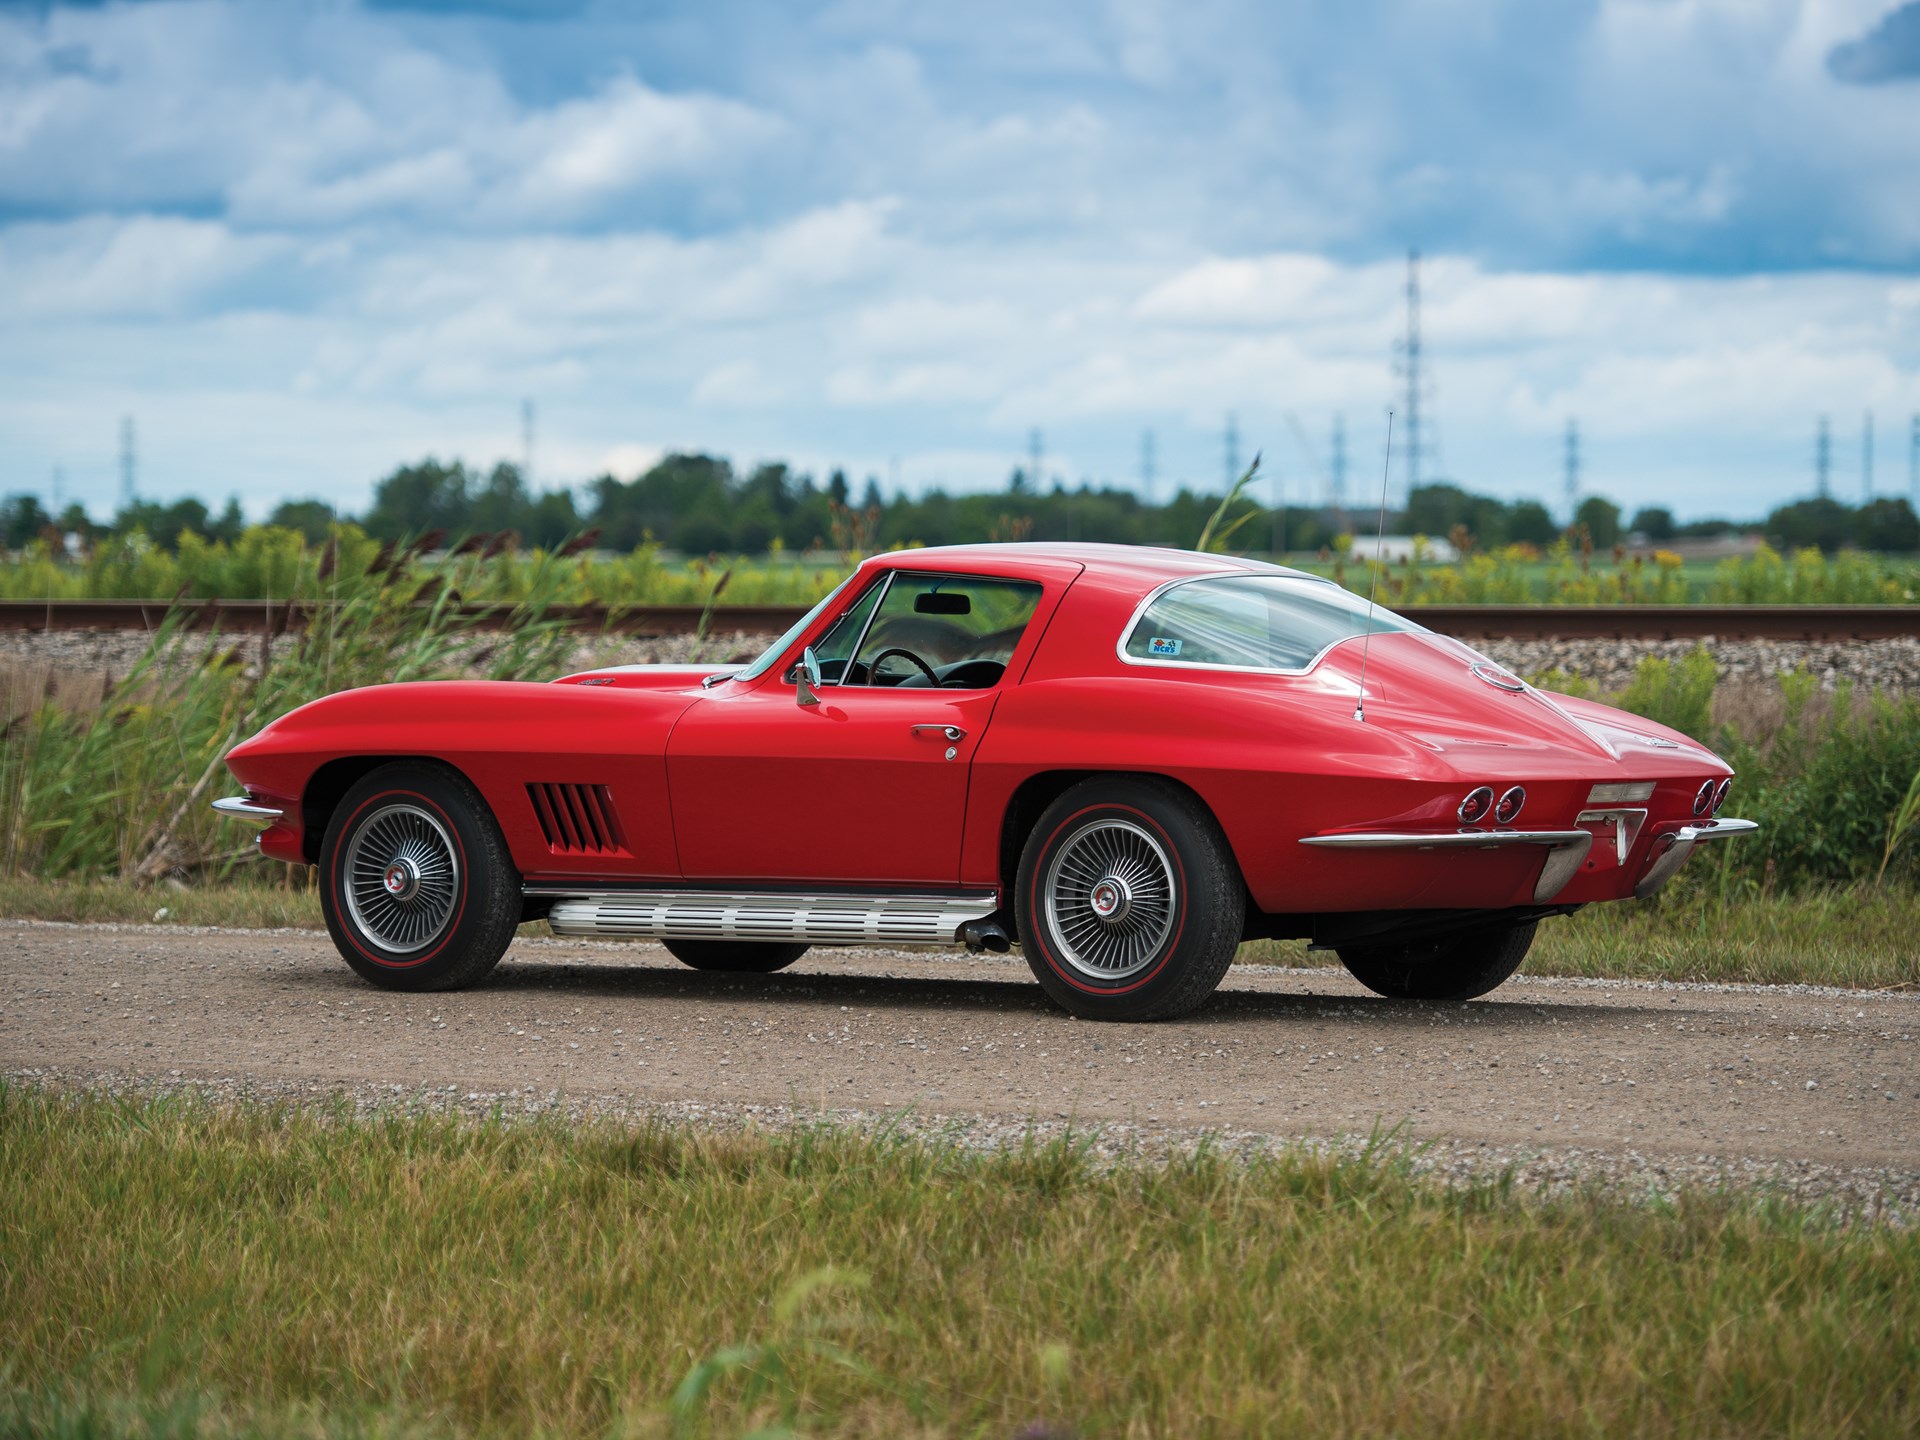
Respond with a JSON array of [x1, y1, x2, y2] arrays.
[[1330, 414, 1348, 511], [1863, 411, 1874, 501], [521, 398, 535, 487], [1027, 428, 1044, 490], [1224, 412, 1240, 486], [118, 416, 135, 512], [1910, 413, 1918, 508], [1816, 416, 1831, 498], [1139, 429, 1156, 505], [1563, 419, 1581, 520], [1392, 248, 1436, 503]]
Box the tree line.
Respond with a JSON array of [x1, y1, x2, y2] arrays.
[[4, 453, 1917, 555]]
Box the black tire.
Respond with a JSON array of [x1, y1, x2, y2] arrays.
[[1016, 776, 1244, 1021], [662, 939, 810, 973], [318, 761, 521, 993], [1338, 919, 1538, 1001]]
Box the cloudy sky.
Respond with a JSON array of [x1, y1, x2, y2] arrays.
[[3, 0, 1919, 522]]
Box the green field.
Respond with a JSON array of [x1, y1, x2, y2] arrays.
[[3, 1084, 1915, 1439]]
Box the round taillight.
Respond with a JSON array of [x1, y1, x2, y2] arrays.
[[1458, 786, 1495, 826], [1693, 780, 1716, 816], [1713, 778, 1731, 815], [1494, 786, 1526, 825]]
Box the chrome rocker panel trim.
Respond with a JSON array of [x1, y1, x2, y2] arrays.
[[1299, 828, 1595, 904], [211, 796, 285, 824], [542, 888, 1001, 947], [1633, 817, 1760, 900]]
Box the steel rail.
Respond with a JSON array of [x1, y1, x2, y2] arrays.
[[1, 599, 1916, 641]]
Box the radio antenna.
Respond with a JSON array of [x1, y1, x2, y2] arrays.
[[1353, 409, 1394, 723]]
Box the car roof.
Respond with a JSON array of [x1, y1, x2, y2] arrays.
[[864, 542, 1325, 591]]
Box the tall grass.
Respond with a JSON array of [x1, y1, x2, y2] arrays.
[[0, 533, 583, 883], [3, 1084, 1916, 1439]]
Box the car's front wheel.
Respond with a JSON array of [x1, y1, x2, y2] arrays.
[[662, 939, 810, 973], [1016, 777, 1244, 1021], [1337, 918, 1537, 1001], [319, 761, 521, 992]]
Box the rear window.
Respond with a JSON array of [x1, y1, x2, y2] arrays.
[[1122, 575, 1422, 672]]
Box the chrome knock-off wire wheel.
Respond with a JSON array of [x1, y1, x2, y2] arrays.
[[1042, 818, 1177, 982], [342, 802, 461, 956]]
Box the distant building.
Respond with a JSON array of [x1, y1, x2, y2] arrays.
[[1348, 535, 1460, 564]]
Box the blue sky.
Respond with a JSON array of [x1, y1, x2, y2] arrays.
[[2, 0, 1918, 522]]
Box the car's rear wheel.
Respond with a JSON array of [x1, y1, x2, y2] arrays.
[[662, 939, 810, 973], [1337, 919, 1537, 1001], [319, 761, 520, 992], [1016, 777, 1244, 1021]]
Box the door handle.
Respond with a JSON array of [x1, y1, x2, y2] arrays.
[[910, 724, 966, 742]]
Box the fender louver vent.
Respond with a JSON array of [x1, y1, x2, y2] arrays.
[[527, 783, 627, 855]]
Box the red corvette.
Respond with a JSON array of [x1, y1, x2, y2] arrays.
[[216, 543, 1754, 1020]]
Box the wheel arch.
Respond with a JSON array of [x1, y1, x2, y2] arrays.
[[996, 769, 1240, 938], [301, 755, 487, 864]]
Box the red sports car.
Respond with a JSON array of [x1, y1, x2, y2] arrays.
[[216, 543, 1754, 1020]]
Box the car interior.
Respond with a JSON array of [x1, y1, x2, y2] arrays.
[[801, 573, 1043, 689]]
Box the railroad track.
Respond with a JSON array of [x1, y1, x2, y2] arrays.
[[1, 598, 1915, 642]]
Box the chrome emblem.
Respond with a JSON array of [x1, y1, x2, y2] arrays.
[[1469, 662, 1526, 692]]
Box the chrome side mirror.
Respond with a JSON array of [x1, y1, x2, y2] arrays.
[[796, 646, 824, 707]]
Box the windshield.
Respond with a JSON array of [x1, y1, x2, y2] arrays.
[[732, 575, 854, 682], [1122, 574, 1424, 672]]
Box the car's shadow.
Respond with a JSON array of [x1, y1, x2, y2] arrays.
[[282, 953, 1707, 1032]]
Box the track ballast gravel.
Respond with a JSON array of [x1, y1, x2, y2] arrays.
[[3, 921, 1916, 1215]]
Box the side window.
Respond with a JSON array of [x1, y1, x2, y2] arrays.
[[846, 574, 1044, 688], [805, 580, 886, 684]]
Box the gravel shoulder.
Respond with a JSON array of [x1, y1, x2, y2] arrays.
[[4, 921, 1917, 1212]]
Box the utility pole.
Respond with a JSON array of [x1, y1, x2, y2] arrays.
[[1330, 413, 1348, 511], [1563, 419, 1581, 521], [1027, 428, 1044, 491], [51, 464, 63, 516], [118, 416, 135, 513], [521, 398, 535, 488], [1139, 428, 1156, 506], [1863, 410, 1874, 501], [1224, 412, 1240, 487], [1816, 416, 1831, 499]]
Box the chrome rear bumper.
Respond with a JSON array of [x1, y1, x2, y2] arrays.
[[1632, 817, 1759, 899]]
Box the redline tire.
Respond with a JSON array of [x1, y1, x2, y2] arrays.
[[662, 939, 810, 973], [318, 762, 520, 993], [1016, 777, 1243, 1021], [1337, 919, 1538, 1001]]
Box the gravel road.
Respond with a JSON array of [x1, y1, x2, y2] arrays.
[[5, 921, 1917, 1211]]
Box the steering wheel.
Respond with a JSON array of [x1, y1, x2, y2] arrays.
[[866, 646, 941, 687]]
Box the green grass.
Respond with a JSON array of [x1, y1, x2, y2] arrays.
[[2, 1084, 1916, 1439], [1239, 882, 1920, 991], [5, 877, 1918, 992]]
